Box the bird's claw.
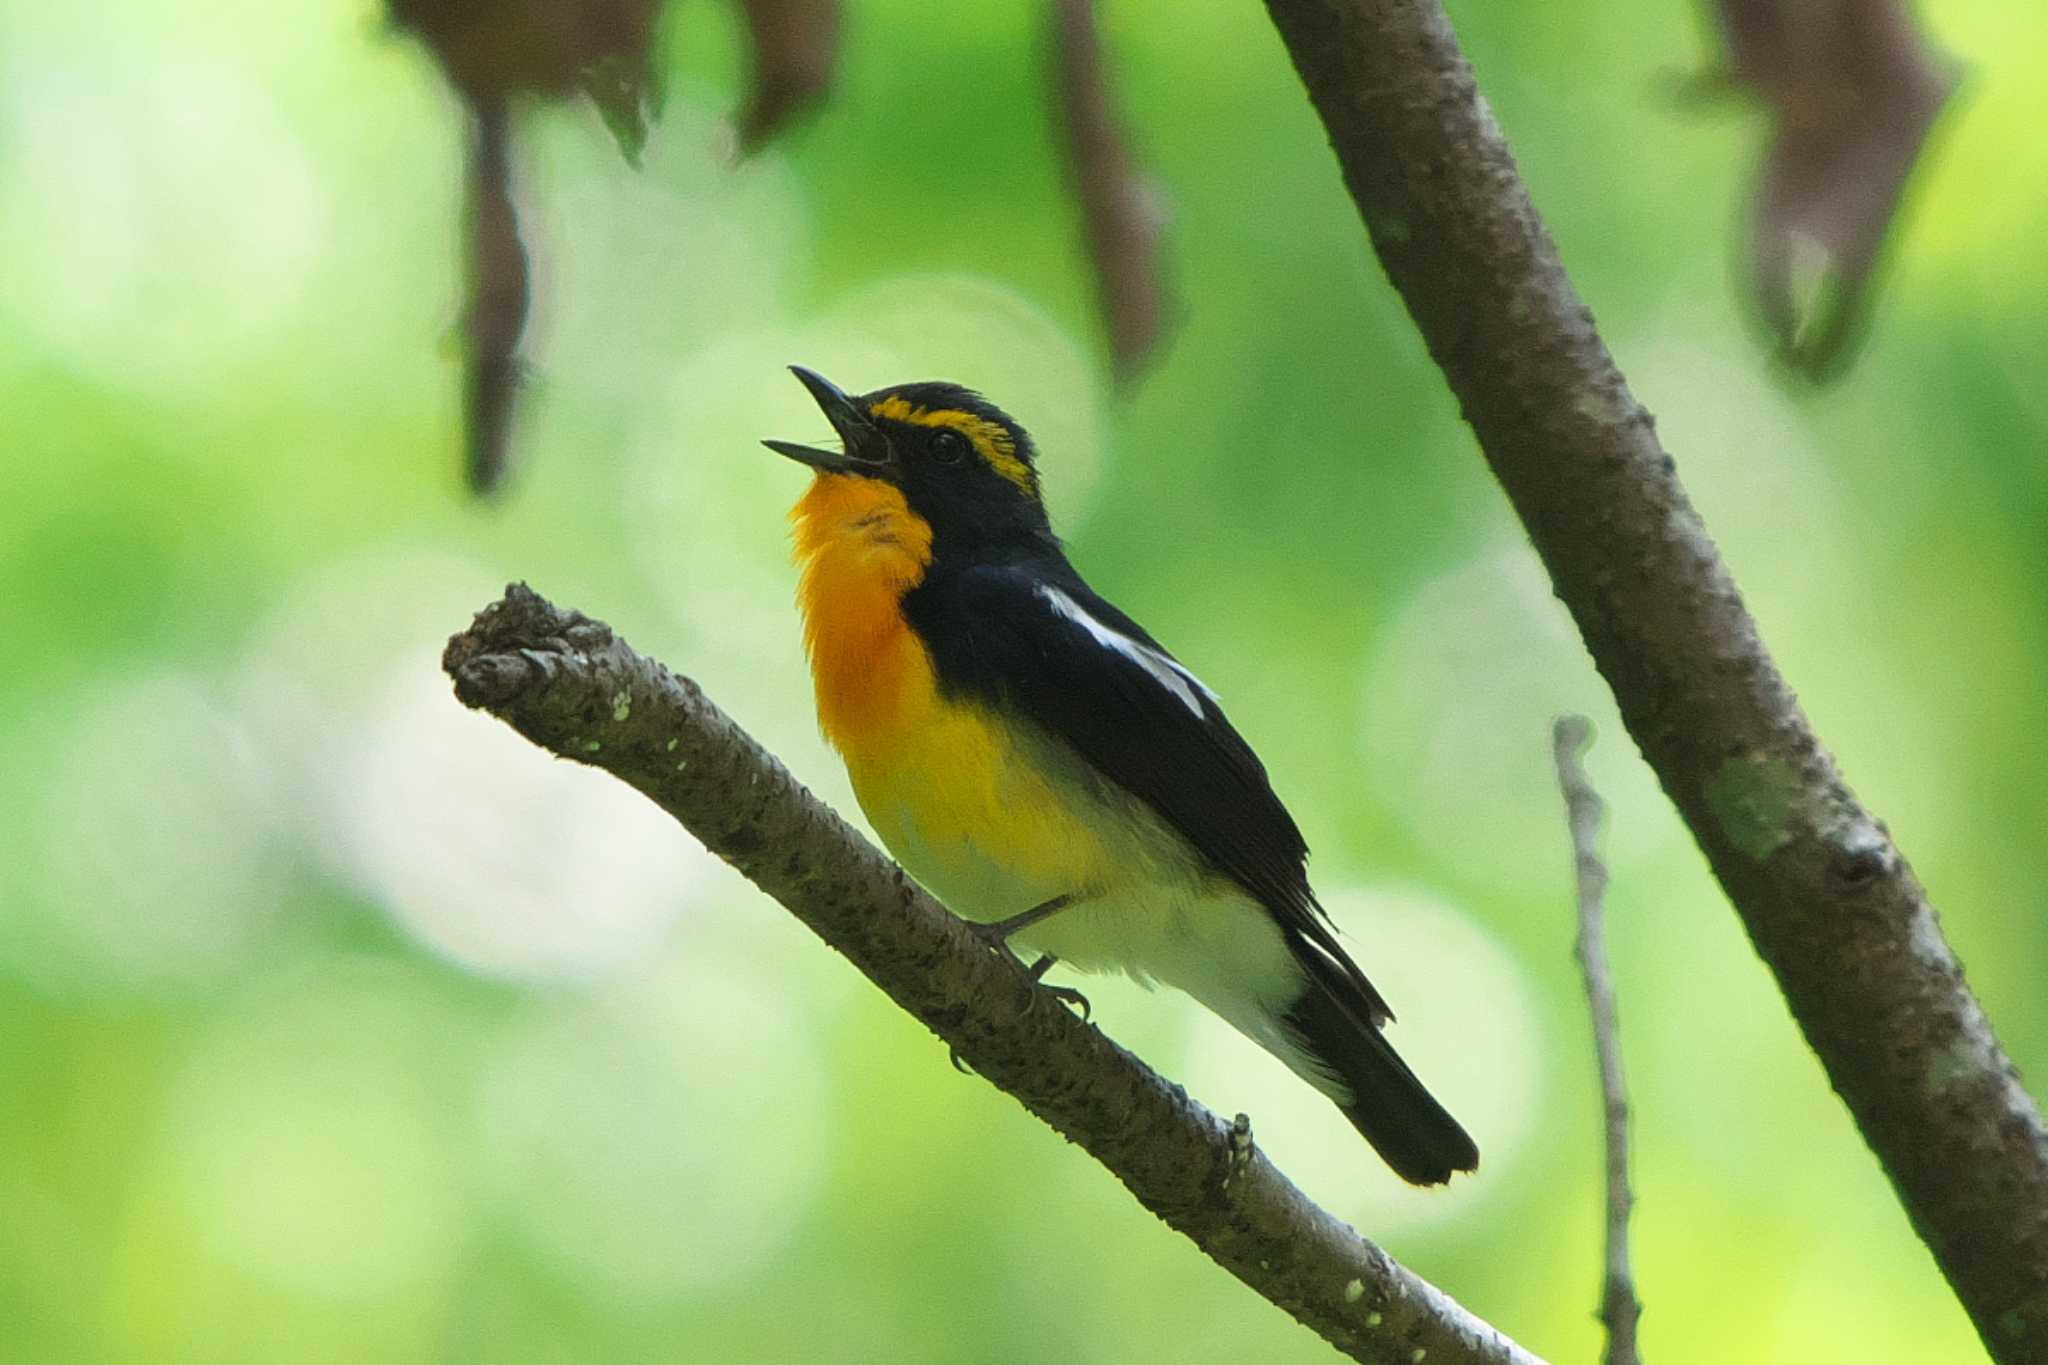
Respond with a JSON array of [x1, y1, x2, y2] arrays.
[[1036, 981, 1092, 1021], [1020, 952, 1090, 1019], [947, 949, 1092, 1077]]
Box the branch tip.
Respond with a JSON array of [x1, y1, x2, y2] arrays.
[[441, 583, 1546, 1365], [448, 650, 541, 710]]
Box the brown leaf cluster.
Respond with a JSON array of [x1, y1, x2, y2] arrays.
[[393, 0, 1174, 492]]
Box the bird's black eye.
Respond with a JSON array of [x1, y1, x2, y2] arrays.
[[930, 429, 968, 465]]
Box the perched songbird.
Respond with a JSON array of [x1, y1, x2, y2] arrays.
[[765, 366, 1478, 1184]]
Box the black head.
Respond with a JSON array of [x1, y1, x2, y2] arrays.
[[764, 366, 1053, 554]]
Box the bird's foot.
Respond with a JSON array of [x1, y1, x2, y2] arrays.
[[1023, 953, 1091, 1022], [948, 952, 1092, 1074], [965, 917, 1029, 968], [962, 895, 1088, 1014]]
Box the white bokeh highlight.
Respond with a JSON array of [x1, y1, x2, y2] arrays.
[[1362, 546, 1678, 894], [338, 665, 720, 979], [233, 549, 500, 861], [0, 55, 324, 390], [234, 548, 724, 980], [530, 96, 810, 399]]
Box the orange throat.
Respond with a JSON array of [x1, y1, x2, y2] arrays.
[[790, 474, 937, 759]]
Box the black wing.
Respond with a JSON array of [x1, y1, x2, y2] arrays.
[[904, 558, 1391, 1024]]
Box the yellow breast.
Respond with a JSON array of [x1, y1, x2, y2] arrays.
[[789, 474, 1110, 918]]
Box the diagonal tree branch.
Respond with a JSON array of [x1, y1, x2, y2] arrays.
[[445, 584, 1543, 1365], [1259, 2, 2048, 1359]]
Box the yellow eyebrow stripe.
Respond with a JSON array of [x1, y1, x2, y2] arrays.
[[868, 395, 1037, 495]]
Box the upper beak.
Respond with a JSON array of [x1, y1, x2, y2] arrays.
[[762, 366, 892, 475]]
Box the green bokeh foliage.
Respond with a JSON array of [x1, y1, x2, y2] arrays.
[[2, 0, 2044, 1361]]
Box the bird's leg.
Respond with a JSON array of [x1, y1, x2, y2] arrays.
[[966, 892, 1091, 1016], [966, 893, 1076, 956], [948, 896, 1092, 1073]]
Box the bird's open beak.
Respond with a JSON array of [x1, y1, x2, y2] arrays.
[[762, 366, 893, 475]]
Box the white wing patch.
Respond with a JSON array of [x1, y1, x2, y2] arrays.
[[1037, 585, 1219, 718]]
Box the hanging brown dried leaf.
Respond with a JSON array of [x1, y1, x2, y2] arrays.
[[390, 0, 662, 106], [733, 0, 843, 153], [390, 0, 667, 492], [1049, 0, 1174, 387], [1706, 0, 1960, 381]]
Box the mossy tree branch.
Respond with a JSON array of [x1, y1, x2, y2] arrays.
[[445, 584, 1541, 1365], [1260, 1, 2048, 1358]]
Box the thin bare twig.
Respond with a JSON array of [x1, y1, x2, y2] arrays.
[[1260, 1, 2048, 1358], [1049, 0, 1174, 384], [1553, 717, 1642, 1365], [444, 584, 1544, 1365]]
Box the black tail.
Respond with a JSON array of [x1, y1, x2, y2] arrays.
[[1282, 940, 1479, 1186]]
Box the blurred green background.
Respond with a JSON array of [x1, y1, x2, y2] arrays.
[[3, 0, 2044, 1361]]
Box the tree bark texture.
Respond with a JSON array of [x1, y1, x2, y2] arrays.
[[1260, 1, 2048, 1358], [445, 585, 1544, 1365]]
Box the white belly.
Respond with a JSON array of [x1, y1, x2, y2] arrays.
[[847, 714, 1332, 1100], [866, 768, 1309, 1028]]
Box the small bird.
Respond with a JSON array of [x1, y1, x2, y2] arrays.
[[765, 366, 1478, 1184]]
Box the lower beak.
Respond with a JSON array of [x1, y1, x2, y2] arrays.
[[762, 366, 892, 474]]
